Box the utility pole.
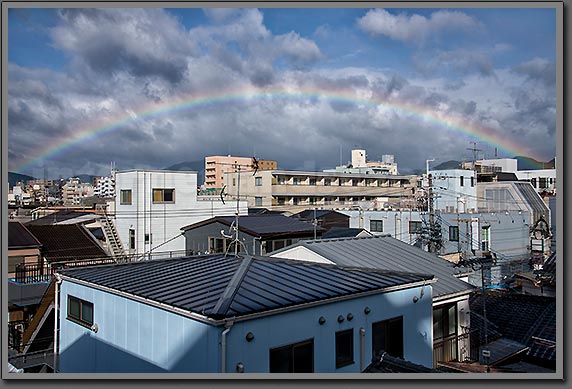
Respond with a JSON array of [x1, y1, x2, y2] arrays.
[[428, 173, 435, 253]]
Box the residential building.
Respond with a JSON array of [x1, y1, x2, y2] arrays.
[[225, 169, 415, 210], [270, 235, 475, 367], [93, 175, 115, 198], [181, 214, 324, 255], [205, 155, 277, 191], [339, 209, 423, 244], [8, 222, 42, 280], [429, 169, 478, 214], [324, 149, 400, 175], [55, 254, 435, 373], [61, 178, 94, 206], [114, 170, 247, 256]]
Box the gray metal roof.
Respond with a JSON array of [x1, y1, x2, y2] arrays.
[[58, 254, 433, 321], [271, 236, 475, 300], [514, 182, 550, 222], [181, 215, 324, 237]]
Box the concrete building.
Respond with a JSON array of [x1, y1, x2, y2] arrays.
[[55, 254, 435, 373], [225, 169, 415, 210], [429, 169, 478, 214], [323, 149, 399, 175], [61, 178, 94, 206], [114, 170, 247, 256], [93, 175, 115, 198], [205, 155, 277, 191]]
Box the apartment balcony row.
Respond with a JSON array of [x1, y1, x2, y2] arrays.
[[270, 196, 392, 207], [271, 176, 410, 188], [270, 184, 411, 197]]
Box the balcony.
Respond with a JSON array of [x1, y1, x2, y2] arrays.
[[433, 329, 479, 367]]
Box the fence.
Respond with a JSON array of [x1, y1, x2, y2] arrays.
[[433, 329, 479, 367]]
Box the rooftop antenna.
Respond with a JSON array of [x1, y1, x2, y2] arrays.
[[467, 142, 482, 171]]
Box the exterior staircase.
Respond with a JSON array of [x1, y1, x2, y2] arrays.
[[21, 281, 55, 353], [100, 211, 127, 262]]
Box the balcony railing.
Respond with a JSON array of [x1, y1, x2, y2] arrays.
[[433, 329, 479, 367]]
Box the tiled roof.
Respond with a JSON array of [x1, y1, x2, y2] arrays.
[[58, 254, 434, 320], [292, 209, 348, 220], [8, 222, 42, 249], [26, 224, 109, 262], [181, 215, 325, 238], [271, 236, 475, 300], [479, 338, 529, 366], [469, 291, 556, 363], [364, 352, 445, 373]]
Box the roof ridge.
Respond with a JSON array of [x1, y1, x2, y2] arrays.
[[521, 300, 556, 344], [210, 255, 254, 317]]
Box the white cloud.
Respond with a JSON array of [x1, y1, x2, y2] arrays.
[[357, 9, 480, 45]]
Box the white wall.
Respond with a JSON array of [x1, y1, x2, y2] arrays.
[[115, 170, 247, 255]]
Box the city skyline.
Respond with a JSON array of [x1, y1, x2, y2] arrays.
[[8, 7, 557, 178]]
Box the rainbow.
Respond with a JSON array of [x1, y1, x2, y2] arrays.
[[12, 86, 546, 172]]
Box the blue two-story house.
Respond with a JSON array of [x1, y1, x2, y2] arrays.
[[55, 254, 436, 373]]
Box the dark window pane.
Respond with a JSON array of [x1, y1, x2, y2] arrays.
[[387, 317, 403, 358], [292, 342, 313, 373], [372, 321, 386, 357], [82, 302, 93, 325], [163, 189, 174, 202], [336, 329, 354, 368], [434, 308, 444, 340], [69, 297, 80, 319], [447, 304, 457, 336], [270, 346, 292, 373]]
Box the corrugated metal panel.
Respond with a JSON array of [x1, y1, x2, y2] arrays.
[[59, 254, 431, 319], [271, 236, 475, 299], [514, 182, 550, 222]]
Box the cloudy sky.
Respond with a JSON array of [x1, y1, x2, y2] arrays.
[[8, 7, 557, 178]]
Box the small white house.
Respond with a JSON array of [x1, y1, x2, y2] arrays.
[[114, 170, 247, 256]]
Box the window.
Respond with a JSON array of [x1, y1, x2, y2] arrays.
[[144, 233, 152, 244], [449, 226, 459, 242], [336, 329, 354, 368], [120, 189, 132, 205], [433, 303, 457, 361], [309, 197, 316, 205], [129, 229, 135, 250], [539, 177, 548, 189], [153, 188, 175, 203], [293, 178, 301, 185], [255, 177, 262, 186], [471, 177, 475, 187], [277, 197, 285, 205], [309, 178, 316, 186], [233, 178, 236, 186], [293, 197, 299, 205], [459, 176, 464, 187], [67, 295, 94, 328], [352, 179, 358, 187], [324, 179, 331, 186], [481, 226, 490, 252], [208, 237, 232, 253], [278, 177, 286, 185], [255, 197, 263, 206], [531, 178, 537, 188], [372, 316, 403, 359], [370, 220, 383, 232], [409, 221, 422, 234], [270, 339, 314, 373]]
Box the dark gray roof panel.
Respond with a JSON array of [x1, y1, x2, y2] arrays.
[[58, 254, 432, 320], [271, 235, 475, 299]]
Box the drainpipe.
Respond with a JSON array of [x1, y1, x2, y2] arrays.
[[221, 321, 234, 373], [359, 327, 366, 372], [53, 273, 62, 372]]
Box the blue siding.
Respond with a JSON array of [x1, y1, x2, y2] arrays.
[[58, 280, 219, 373], [225, 285, 433, 372], [58, 280, 432, 373]]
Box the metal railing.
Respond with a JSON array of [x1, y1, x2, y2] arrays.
[[433, 329, 479, 367], [14, 263, 51, 284]]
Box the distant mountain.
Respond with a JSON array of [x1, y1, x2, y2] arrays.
[[432, 160, 462, 170], [514, 156, 555, 170], [75, 174, 97, 184], [8, 172, 36, 187], [164, 160, 205, 184]]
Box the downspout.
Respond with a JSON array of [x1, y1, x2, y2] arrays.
[[53, 273, 62, 372], [221, 321, 234, 373], [359, 327, 366, 372]]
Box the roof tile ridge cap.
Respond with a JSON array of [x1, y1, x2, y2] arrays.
[[210, 255, 254, 317]]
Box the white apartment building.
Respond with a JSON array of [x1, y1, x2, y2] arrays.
[[429, 169, 477, 214], [114, 170, 247, 256], [225, 169, 415, 210], [324, 149, 399, 175], [93, 175, 115, 198]]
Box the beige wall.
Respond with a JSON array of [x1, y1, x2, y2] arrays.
[[7, 248, 41, 278], [205, 156, 277, 189]]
